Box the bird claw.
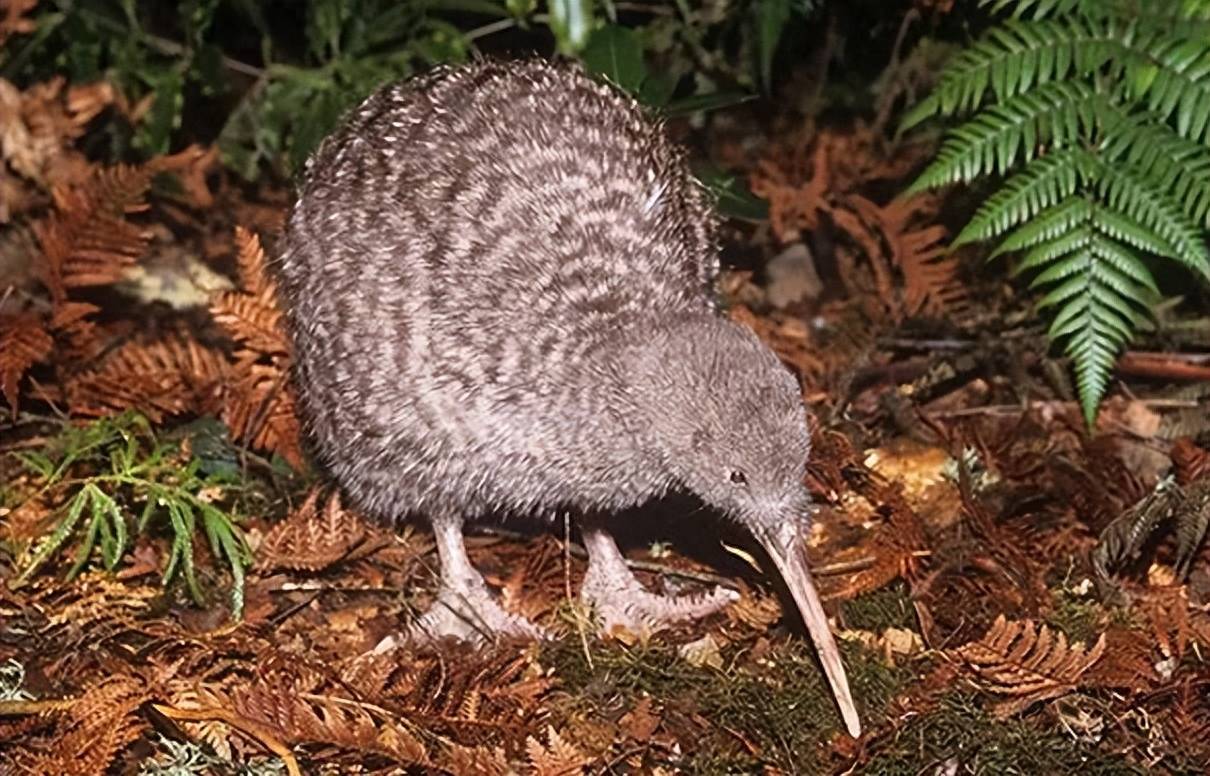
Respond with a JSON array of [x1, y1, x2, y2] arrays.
[[581, 564, 739, 638], [396, 582, 550, 647]]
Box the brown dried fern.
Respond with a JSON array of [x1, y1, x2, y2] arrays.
[[444, 743, 512, 775], [228, 676, 430, 766], [37, 164, 153, 299], [12, 673, 150, 776], [66, 334, 228, 422], [211, 228, 304, 469], [49, 300, 103, 360], [950, 615, 1107, 717], [0, 312, 53, 416], [258, 488, 387, 572], [526, 726, 590, 776]]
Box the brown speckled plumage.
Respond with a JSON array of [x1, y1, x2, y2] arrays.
[[275, 58, 860, 737]]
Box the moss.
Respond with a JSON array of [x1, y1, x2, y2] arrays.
[[542, 636, 910, 773], [1045, 586, 1105, 644], [840, 582, 917, 632], [862, 694, 1146, 776]]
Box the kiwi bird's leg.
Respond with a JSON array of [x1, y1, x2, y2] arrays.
[[579, 520, 739, 637], [406, 513, 547, 644]]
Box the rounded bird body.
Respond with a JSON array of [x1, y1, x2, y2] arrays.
[[277, 58, 860, 737], [279, 60, 717, 522]]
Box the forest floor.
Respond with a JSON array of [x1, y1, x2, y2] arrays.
[[2, 65, 1210, 776]]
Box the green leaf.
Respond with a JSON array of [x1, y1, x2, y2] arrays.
[[907, 81, 1102, 193], [306, 0, 349, 61], [694, 162, 769, 222], [15, 488, 90, 586], [664, 91, 755, 117], [639, 73, 677, 108], [135, 69, 184, 156], [549, 0, 594, 54], [181, 0, 221, 49], [423, 0, 511, 15], [956, 149, 1093, 244], [582, 23, 646, 94], [754, 0, 791, 93], [508, 0, 538, 16], [899, 18, 1114, 131]]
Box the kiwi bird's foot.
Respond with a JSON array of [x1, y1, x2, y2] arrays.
[[376, 514, 548, 650], [404, 579, 549, 645], [580, 525, 738, 638]]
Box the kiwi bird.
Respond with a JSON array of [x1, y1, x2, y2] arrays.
[[275, 58, 860, 737]]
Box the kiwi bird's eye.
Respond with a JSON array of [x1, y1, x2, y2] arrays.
[[729, 470, 748, 485]]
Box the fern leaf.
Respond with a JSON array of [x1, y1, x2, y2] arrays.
[[980, 0, 1106, 19], [900, 18, 1113, 130], [1091, 205, 1182, 258], [1013, 226, 1154, 422], [1096, 164, 1210, 277], [0, 314, 53, 417], [1043, 266, 1142, 423], [910, 0, 1210, 425], [1101, 112, 1210, 225], [957, 149, 1095, 244], [909, 82, 1102, 193], [1014, 225, 1092, 273], [952, 614, 1107, 717], [993, 197, 1093, 256], [1127, 32, 1210, 143]]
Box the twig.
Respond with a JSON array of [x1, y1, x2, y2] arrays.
[[1125, 350, 1210, 365], [151, 704, 301, 776], [475, 525, 738, 588], [613, 2, 675, 14], [927, 398, 1203, 418], [871, 7, 920, 137], [811, 556, 876, 577], [811, 551, 931, 578], [564, 512, 593, 670], [465, 18, 517, 43], [1118, 353, 1210, 381], [66, 3, 266, 79], [0, 699, 73, 714]]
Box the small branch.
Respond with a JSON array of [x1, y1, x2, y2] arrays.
[[927, 397, 1203, 419], [475, 525, 739, 588], [65, 4, 265, 79], [1118, 353, 1210, 381], [465, 18, 517, 43]]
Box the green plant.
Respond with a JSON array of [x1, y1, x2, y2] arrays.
[[11, 413, 252, 616], [3, 0, 821, 181], [903, 0, 1210, 423]]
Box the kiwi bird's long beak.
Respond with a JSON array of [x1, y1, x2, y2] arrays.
[[754, 519, 861, 738]]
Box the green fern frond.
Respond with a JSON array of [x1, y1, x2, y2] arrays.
[[956, 149, 1097, 244], [1124, 32, 1210, 142], [991, 204, 1166, 418], [907, 82, 1102, 192], [980, 0, 1107, 19], [992, 197, 1093, 255], [12, 413, 251, 617], [1061, 276, 1139, 424], [1096, 164, 1210, 275], [1033, 242, 1152, 422], [907, 0, 1210, 424], [1013, 224, 1092, 272], [899, 19, 1114, 130], [1101, 112, 1210, 225], [983, 0, 1210, 23], [1088, 205, 1182, 258]]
